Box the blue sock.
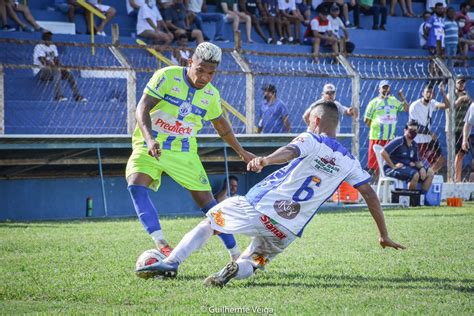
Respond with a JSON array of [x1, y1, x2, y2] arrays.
[[128, 185, 161, 234], [201, 199, 237, 250]]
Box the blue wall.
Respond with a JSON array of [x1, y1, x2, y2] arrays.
[[0, 168, 278, 221]]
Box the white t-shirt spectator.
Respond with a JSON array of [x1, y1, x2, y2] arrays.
[[310, 17, 331, 34], [188, 0, 203, 13], [419, 22, 427, 47], [87, 0, 111, 12], [464, 102, 474, 134], [328, 15, 344, 38], [278, 0, 296, 12], [305, 98, 348, 132], [409, 98, 441, 143], [137, 4, 163, 35], [33, 43, 58, 75], [126, 0, 145, 14]]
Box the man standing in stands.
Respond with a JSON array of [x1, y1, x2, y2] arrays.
[[425, 2, 446, 56], [364, 80, 408, 177], [302, 83, 357, 131], [381, 120, 435, 192], [257, 84, 291, 133], [33, 31, 87, 103], [450, 75, 472, 182], [409, 84, 450, 173]]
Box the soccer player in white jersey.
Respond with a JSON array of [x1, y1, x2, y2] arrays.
[[136, 101, 406, 286]]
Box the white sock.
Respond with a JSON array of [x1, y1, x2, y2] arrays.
[[164, 221, 213, 265], [150, 230, 164, 243], [235, 258, 255, 280]]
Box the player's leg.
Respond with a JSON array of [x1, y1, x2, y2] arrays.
[[96, 6, 116, 34], [126, 148, 171, 254], [13, 3, 42, 31]]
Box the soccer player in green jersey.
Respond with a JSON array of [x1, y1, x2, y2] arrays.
[[126, 42, 255, 260]]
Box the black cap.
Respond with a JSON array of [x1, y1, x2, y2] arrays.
[[262, 84, 276, 93], [456, 74, 466, 82]]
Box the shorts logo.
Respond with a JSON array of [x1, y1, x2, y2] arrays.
[[273, 200, 300, 219], [252, 255, 268, 267], [312, 156, 340, 176], [260, 215, 287, 239], [199, 172, 208, 185], [179, 101, 192, 117], [211, 209, 225, 227]]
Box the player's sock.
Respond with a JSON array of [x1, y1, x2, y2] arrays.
[[201, 199, 238, 251], [164, 220, 214, 265], [128, 185, 162, 235], [234, 258, 255, 280]]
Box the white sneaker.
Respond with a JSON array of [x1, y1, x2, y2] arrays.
[[97, 31, 106, 36], [276, 40, 283, 45]]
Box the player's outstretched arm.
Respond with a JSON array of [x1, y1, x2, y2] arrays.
[[211, 115, 255, 163], [247, 145, 299, 173], [357, 183, 406, 250], [136, 94, 162, 160]]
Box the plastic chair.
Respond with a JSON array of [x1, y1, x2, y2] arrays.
[[373, 144, 403, 203]]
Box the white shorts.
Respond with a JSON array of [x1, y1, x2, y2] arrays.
[[206, 196, 297, 268]]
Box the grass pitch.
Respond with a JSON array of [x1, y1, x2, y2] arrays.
[[1, 204, 473, 314]]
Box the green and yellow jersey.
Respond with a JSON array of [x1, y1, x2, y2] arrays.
[[364, 96, 404, 140], [132, 66, 223, 152]]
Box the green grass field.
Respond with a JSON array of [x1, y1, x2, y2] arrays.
[[1, 204, 473, 314]]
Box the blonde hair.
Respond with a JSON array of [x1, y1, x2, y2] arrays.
[[193, 42, 222, 64]]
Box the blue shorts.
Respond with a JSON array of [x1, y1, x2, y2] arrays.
[[384, 166, 417, 181]]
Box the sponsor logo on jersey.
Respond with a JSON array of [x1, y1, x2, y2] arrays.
[[211, 209, 225, 227], [199, 171, 209, 184], [179, 101, 192, 117], [313, 156, 340, 175], [291, 136, 305, 143], [171, 86, 180, 94], [273, 200, 300, 219], [260, 215, 287, 239], [155, 76, 166, 90], [154, 118, 193, 135], [173, 76, 181, 82], [201, 98, 209, 106], [252, 255, 268, 267], [204, 89, 214, 96], [312, 176, 322, 186]]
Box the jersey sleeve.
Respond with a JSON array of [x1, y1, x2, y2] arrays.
[[395, 98, 403, 112], [144, 68, 169, 100], [204, 89, 223, 121], [345, 159, 371, 188], [364, 99, 375, 120], [288, 132, 321, 158]]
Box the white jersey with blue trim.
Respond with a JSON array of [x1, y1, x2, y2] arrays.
[[245, 132, 371, 237]]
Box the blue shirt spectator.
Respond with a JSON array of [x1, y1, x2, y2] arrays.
[[257, 84, 291, 133], [383, 135, 418, 168], [425, 4, 445, 50]]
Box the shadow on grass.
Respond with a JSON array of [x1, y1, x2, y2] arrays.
[[243, 272, 474, 293], [0, 223, 65, 229]]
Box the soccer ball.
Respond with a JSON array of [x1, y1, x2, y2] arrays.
[[135, 249, 166, 271]]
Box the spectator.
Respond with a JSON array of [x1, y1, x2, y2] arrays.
[[55, 1, 90, 33], [303, 6, 338, 63], [187, 0, 228, 42], [261, 0, 292, 43], [85, 0, 116, 36], [364, 80, 408, 175], [381, 120, 435, 192], [136, 0, 173, 45], [0, 0, 15, 31], [389, 0, 415, 17], [327, 3, 355, 53], [218, 0, 254, 43], [302, 83, 357, 131], [257, 84, 291, 133], [461, 102, 474, 182], [419, 11, 431, 49], [214, 175, 239, 202], [33, 32, 87, 103], [278, 0, 305, 43], [425, 2, 445, 56], [126, 0, 145, 15], [171, 33, 192, 66], [459, 25, 474, 63], [409, 84, 450, 173], [449, 75, 473, 182], [444, 7, 459, 67], [163, 0, 204, 44], [239, 0, 270, 43], [358, 0, 388, 30], [296, 0, 311, 25], [426, 0, 446, 12], [456, 2, 472, 35], [319, 0, 355, 28], [1, 0, 47, 32]]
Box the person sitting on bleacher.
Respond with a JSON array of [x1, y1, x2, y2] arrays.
[[327, 3, 355, 53], [186, 0, 228, 42], [1, 0, 47, 32], [163, 0, 204, 44], [303, 6, 338, 63], [357, 0, 388, 30], [238, 0, 272, 44], [55, 0, 90, 34], [126, 0, 145, 16], [217, 0, 254, 43], [137, 0, 173, 44], [85, 0, 116, 36], [278, 0, 305, 43], [261, 0, 292, 44], [381, 120, 435, 192], [33, 31, 87, 103]]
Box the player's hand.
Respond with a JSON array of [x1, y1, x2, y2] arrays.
[[379, 236, 406, 250], [247, 156, 267, 173], [397, 89, 406, 101], [146, 140, 161, 160], [239, 150, 257, 164], [394, 162, 404, 169], [462, 140, 470, 152], [347, 107, 358, 118]]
